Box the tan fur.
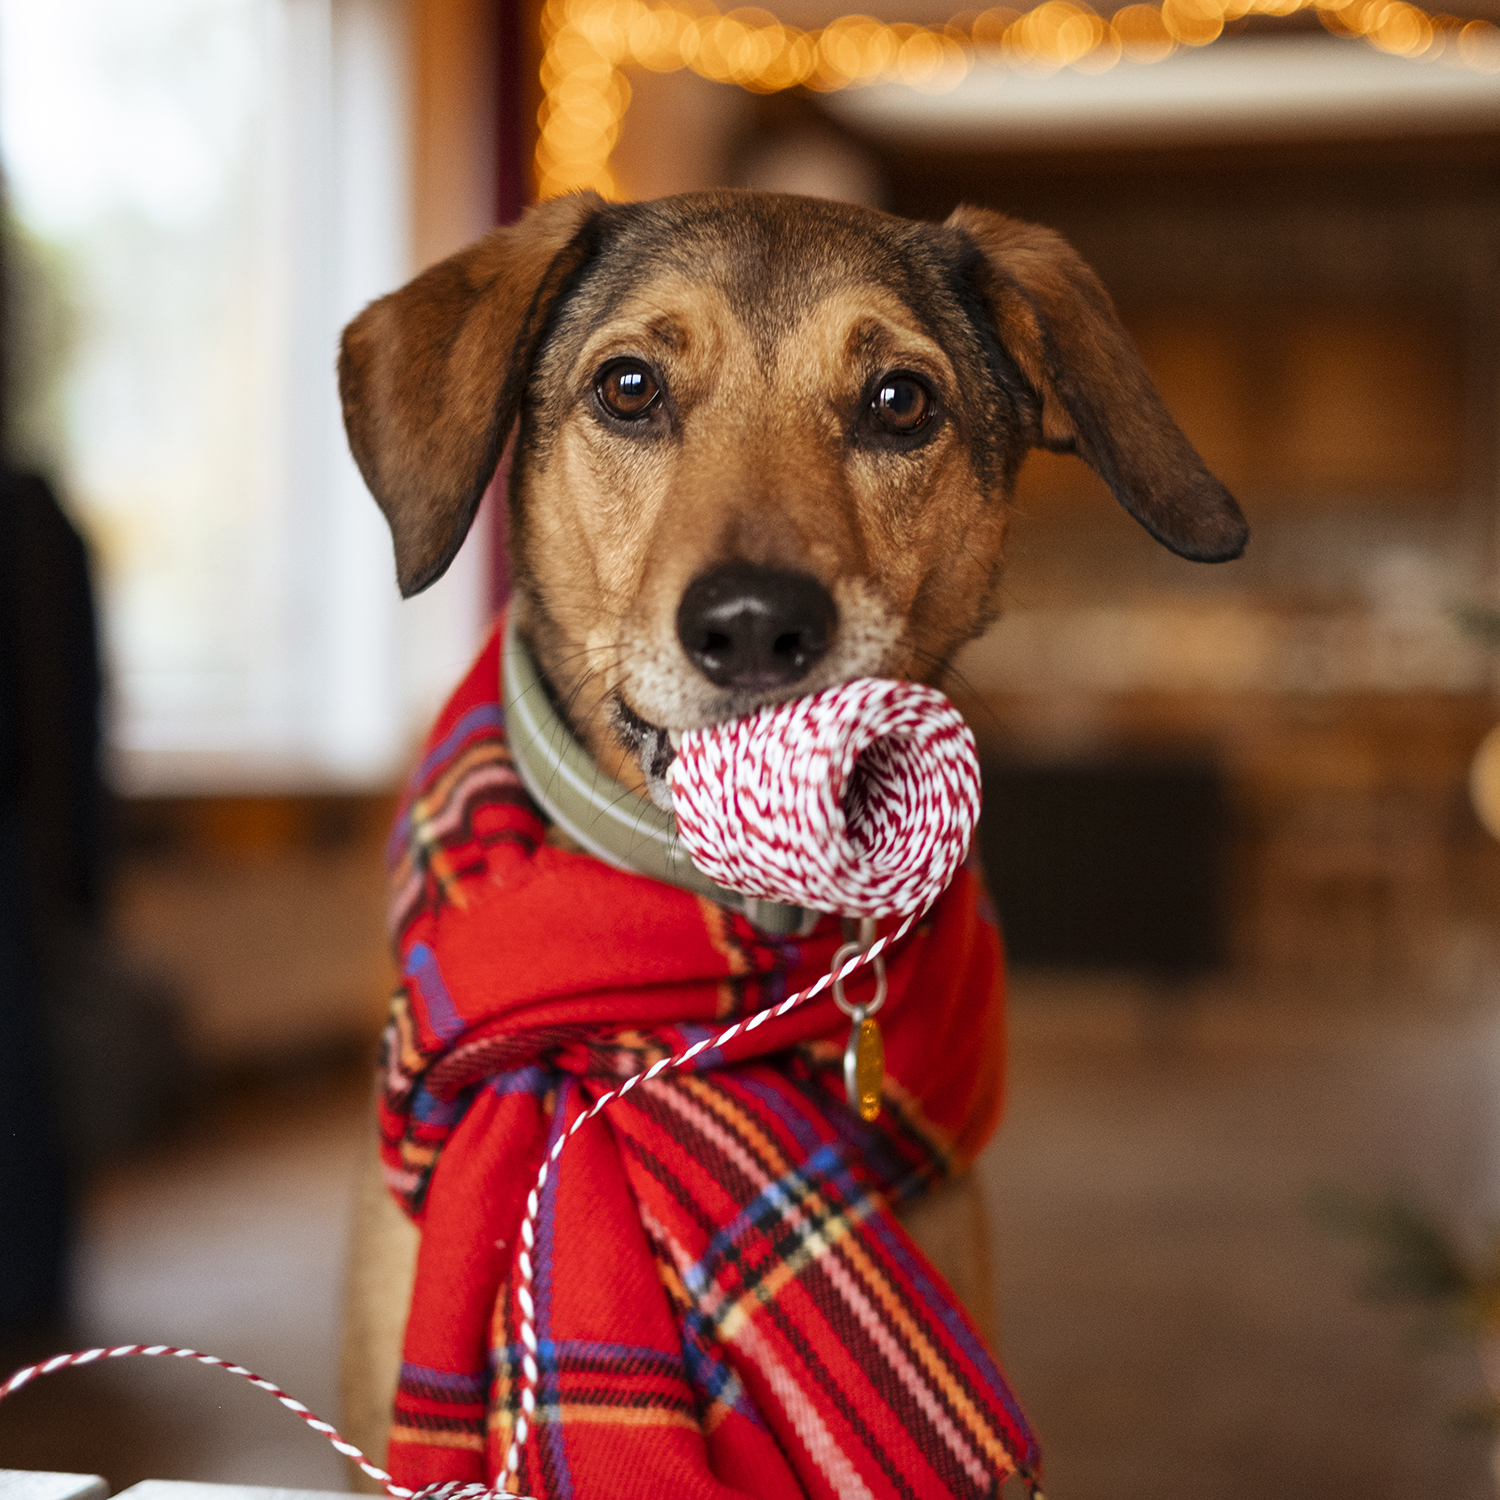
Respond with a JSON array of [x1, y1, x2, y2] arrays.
[[343, 1118, 420, 1483], [338, 189, 1245, 1465]]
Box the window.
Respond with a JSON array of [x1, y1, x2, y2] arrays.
[[1, 0, 488, 792]]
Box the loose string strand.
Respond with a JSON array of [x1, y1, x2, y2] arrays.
[[0, 1344, 503, 1500]]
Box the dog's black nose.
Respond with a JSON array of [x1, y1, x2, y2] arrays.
[[677, 564, 837, 692]]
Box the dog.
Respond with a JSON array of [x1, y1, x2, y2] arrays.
[[335, 188, 1246, 1476]]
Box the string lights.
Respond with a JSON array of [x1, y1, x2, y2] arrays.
[[535, 0, 1500, 197]]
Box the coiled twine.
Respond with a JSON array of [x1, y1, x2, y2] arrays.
[[668, 677, 982, 918]]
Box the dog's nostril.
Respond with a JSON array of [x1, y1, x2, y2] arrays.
[[677, 564, 837, 692]]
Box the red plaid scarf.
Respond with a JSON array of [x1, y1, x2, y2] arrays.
[[379, 625, 1039, 1497]]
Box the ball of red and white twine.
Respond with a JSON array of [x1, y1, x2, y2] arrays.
[[670, 676, 982, 918], [0, 678, 1005, 1499]]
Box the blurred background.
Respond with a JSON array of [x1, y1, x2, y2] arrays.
[[2, 0, 1500, 1494]]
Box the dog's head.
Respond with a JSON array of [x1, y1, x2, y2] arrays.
[[341, 190, 1245, 798]]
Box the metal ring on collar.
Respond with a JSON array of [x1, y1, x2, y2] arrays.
[[831, 940, 888, 1020]]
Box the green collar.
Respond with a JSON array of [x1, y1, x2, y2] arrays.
[[501, 613, 820, 938]]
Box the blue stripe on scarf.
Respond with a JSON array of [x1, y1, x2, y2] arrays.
[[406, 942, 464, 1043]]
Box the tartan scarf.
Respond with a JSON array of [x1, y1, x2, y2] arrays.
[[379, 623, 1040, 1498]]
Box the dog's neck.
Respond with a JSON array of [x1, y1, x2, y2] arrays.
[[502, 613, 819, 938]]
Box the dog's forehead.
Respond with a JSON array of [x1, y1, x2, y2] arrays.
[[564, 192, 964, 354], [572, 274, 952, 383]]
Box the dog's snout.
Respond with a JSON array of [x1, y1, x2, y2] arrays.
[[677, 564, 837, 693]]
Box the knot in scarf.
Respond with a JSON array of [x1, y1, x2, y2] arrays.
[[378, 626, 1039, 1499]]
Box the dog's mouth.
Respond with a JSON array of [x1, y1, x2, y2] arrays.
[[612, 686, 818, 812], [611, 695, 679, 811], [602, 572, 904, 808], [613, 675, 865, 812]]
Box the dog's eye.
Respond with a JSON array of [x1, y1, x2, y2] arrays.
[[597, 360, 660, 420], [870, 374, 932, 435]]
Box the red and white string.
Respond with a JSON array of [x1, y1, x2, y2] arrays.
[[669, 676, 982, 919], [0, 1343, 491, 1499], [2, 681, 982, 1498]]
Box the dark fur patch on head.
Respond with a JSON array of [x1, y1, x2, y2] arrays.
[[515, 191, 1031, 501]]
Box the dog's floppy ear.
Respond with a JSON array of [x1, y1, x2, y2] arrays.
[[339, 192, 605, 597], [948, 205, 1248, 564]]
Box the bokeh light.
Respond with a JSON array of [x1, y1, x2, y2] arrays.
[[534, 0, 1500, 198]]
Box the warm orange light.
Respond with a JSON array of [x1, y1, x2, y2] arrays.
[[534, 0, 1500, 199], [1112, 4, 1176, 59], [1458, 15, 1500, 66], [1472, 724, 1500, 842], [1161, 0, 1224, 46]]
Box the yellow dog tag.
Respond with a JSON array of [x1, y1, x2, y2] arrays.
[[844, 1011, 884, 1122]]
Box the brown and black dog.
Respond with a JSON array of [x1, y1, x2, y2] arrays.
[[336, 188, 1246, 1461]]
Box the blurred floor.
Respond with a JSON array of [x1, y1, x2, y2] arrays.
[[3, 969, 1499, 1495], [0, 1064, 370, 1492], [986, 967, 1500, 1500]]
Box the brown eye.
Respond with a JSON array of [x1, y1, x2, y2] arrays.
[[597, 360, 660, 420], [871, 374, 932, 434]]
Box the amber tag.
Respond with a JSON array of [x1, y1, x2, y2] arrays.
[[843, 1013, 885, 1122]]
